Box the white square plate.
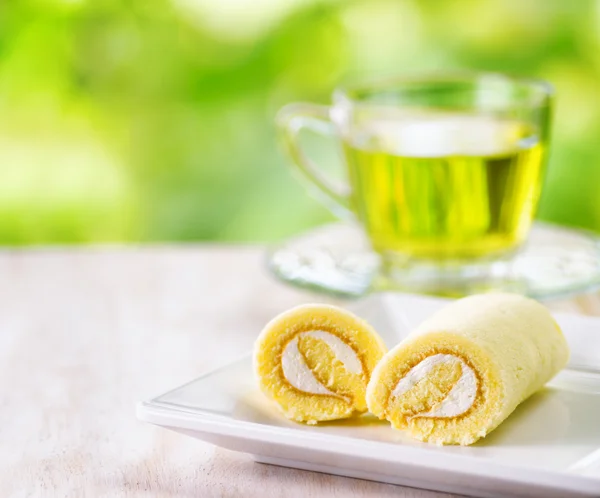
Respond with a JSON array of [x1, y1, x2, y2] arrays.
[[137, 293, 600, 498]]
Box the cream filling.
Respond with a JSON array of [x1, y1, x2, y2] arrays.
[[392, 354, 477, 418], [281, 330, 363, 398]]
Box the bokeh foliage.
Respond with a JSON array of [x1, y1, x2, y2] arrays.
[[0, 0, 599, 244]]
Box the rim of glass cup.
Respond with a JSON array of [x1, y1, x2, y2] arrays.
[[333, 71, 554, 109]]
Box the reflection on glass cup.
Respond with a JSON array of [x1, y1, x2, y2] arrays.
[[277, 73, 553, 293]]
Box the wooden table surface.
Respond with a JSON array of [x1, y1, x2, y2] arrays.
[[2, 246, 599, 497]]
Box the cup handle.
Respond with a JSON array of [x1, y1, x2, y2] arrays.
[[276, 103, 353, 219]]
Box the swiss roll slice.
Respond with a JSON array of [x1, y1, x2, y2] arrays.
[[366, 293, 569, 445], [254, 304, 387, 424]]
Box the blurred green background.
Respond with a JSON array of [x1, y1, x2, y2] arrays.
[[1, 0, 599, 244]]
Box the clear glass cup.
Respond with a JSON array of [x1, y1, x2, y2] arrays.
[[277, 73, 553, 295]]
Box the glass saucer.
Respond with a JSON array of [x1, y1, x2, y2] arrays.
[[267, 222, 600, 299]]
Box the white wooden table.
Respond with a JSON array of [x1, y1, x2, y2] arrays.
[[1, 247, 598, 497]]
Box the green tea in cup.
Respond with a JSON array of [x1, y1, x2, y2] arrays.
[[277, 74, 552, 291], [343, 111, 544, 260]]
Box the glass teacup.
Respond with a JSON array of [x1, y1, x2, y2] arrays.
[[277, 73, 553, 295]]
